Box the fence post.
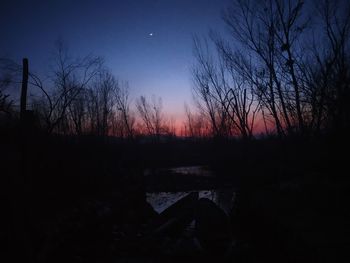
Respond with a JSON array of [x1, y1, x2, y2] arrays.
[[20, 58, 28, 121]]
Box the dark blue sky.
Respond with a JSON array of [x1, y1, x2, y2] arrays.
[[1, 0, 231, 119]]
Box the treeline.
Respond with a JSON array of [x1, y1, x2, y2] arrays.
[[188, 0, 350, 138], [0, 41, 176, 139]]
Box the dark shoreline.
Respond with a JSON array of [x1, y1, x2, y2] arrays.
[[3, 132, 350, 262]]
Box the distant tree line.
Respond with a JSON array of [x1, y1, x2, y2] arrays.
[[188, 0, 350, 138], [0, 41, 176, 139]]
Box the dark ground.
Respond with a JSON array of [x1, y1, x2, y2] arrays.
[[2, 125, 350, 262]]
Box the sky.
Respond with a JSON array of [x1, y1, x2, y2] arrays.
[[0, 0, 231, 122]]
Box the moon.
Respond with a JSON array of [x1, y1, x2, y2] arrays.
[[149, 33, 153, 37]]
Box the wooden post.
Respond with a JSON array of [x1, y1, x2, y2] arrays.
[[18, 58, 32, 261], [20, 58, 28, 121]]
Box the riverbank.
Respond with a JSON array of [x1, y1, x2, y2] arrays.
[[3, 131, 349, 262]]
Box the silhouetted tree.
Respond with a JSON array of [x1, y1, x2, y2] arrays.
[[309, 0, 350, 133], [192, 37, 259, 139], [86, 71, 118, 136], [30, 40, 103, 134], [184, 103, 210, 137], [221, 0, 311, 134], [0, 72, 13, 115], [136, 95, 165, 139], [67, 90, 86, 135], [189, 0, 350, 137], [0, 58, 21, 115], [114, 82, 135, 138], [192, 38, 231, 137]]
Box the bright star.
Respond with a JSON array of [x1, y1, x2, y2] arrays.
[[149, 33, 153, 36]]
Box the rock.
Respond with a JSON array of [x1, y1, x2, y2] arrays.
[[151, 192, 198, 237], [195, 198, 232, 255]]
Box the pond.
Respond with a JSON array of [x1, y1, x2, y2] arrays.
[[145, 165, 235, 215], [143, 165, 214, 177], [146, 188, 236, 215]]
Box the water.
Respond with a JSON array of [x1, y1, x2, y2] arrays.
[[146, 189, 235, 214], [168, 166, 213, 177], [145, 165, 235, 215], [143, 165, 214, 177]]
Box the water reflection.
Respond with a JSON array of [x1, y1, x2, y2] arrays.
[[146, 189, 235, 215], [143, 165, 214, 177], [168, 166, 213, 177]]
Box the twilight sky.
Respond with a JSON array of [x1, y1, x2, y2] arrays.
[[1, 0, 231, 120]]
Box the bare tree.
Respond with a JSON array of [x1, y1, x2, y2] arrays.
[[114, 82, 135, 138], [30, 40, 103, 134], [276, 0, 309, 132], [222, 0, 311, 134], [1, 44, 137, 138], [310, 0, 350, 132], [192, 36, 259, 138], [0, 71, 14, 114], [83, 70, 118, 136], [0, 58, 22, 115], [67, 90, 87, 135], [184, 103, 209, 137], [192, 37, 232, 137], [136, 95, 165, 139]]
